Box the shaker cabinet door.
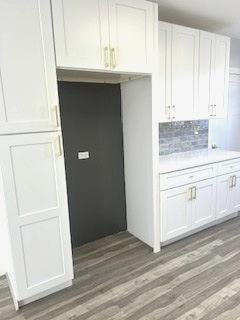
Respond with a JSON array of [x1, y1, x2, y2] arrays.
[[158, 22, 172, 122], [0, 132, 73, 301], [51, 0, 109, 71], [161, 185, 192, 241], [171, 25, 199, 121], [191, 179, 216, 229], [108, 0, 154, 73], [198, 32, 216, 119], [0, 0, 59, 134], [213, 35, 230, 118]]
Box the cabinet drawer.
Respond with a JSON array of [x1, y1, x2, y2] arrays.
[[160, 164, 216, 190], [217, 159, 240, 175]]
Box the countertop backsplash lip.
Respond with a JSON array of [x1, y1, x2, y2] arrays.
[[159, 120, 209, 156]]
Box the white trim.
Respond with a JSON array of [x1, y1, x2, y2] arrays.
[[229, 67, 240, 75]]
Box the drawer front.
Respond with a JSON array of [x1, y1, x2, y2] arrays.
[[217, 159, 240, 176], [160, 164, 217, 190]]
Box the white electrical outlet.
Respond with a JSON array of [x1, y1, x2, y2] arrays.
[[78, 151, 90, 160]]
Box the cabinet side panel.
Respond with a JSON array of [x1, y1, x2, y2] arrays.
[[121, 77, 155, 248]]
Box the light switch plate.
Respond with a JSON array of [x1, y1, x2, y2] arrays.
[[78, 151, 90, 160]]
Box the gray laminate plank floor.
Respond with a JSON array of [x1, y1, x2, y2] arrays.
[[2, 217, 240, 320]]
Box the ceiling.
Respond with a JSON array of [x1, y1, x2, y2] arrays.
[[151, 0, 240, 39]]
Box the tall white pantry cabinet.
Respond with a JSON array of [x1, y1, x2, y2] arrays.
[[0, 0, 73, 309]]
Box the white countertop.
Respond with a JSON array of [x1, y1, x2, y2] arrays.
[[159, 149, 240, 174]]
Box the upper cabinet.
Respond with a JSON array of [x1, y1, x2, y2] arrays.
[[51, 0, 156, 74], [158, 22, 230, 122], [51, 0, 109, 71], [158, 22, 199, 122], [171, 25, 199, 121], [0, 0, 60, 135], [213, 36, 230, 118], [198, 33, 230, 119]]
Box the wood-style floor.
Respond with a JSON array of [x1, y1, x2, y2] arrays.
[[2, 216, 240, 320]]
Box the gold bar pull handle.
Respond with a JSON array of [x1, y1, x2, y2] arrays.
[[192, 186, 197, 200], [111, 47, 117, 68], [233, 175, 237, 187], [230, 176, 234, 188], [188, 187, 193, 201], [55, 135, 63, 157], [52, 105, 60, 128], [104, 46, 110, 68]]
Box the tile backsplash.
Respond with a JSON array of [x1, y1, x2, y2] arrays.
[[159, 120, 209, 156]]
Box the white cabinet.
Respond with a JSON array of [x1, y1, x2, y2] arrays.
[[158, 22, 199, 121], [216, 172, 240, 218], [158, 22, 230, 122], [213, 36, 230, 118], [161, 185, 192, 241], [158, 22, 172, 122], [108, 0, 154, 73], [191, 179, 216, 229], [51, 0, 155, 74], [160, 158, 240, 243], [161, 178, 216, 241], [198, 31, 216, 119], [198, 32, 230, 119], [51, 0, 109, 71], [0, 0, 60, 135], [0, 132, 73, 302], [171, 25, 199, 121]]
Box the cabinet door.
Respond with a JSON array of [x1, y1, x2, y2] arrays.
[[0, 0, 59, 135], [171, 25, 199, 121], [192, 179, 216, 229], [213, 35, 230, 118], [158, 22, 172, 122], [198, 32, 216, 119], [0, 132, 73, 301], [161, 185, 192, 241], [229, 172, 240, 214], [51, 0, 109, 70], [216, 174, 232, 218], [108, 0, 154, 73]]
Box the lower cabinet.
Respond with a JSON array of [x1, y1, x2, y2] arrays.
[[216, 172, 240, 218], [161, 169, 240, 242], [0, 132, 73, 304], [161, 178, 216, 241], [161, 185, 192, 241], [191, 179, 216, 229]]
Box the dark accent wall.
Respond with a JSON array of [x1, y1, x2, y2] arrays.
[[58, 82, 127, 248]]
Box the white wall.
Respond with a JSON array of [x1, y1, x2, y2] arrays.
[[230, 38, 240, 68]]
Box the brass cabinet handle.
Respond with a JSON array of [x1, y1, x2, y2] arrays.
[[52, 105, 60, 128], [188, 187, 193, 201], [104, 46, 110, 68], [192, 186, 197, 200], [110, 47, 117, 68], [233, 175, 237, 187], [55, 135, 63, 157]]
